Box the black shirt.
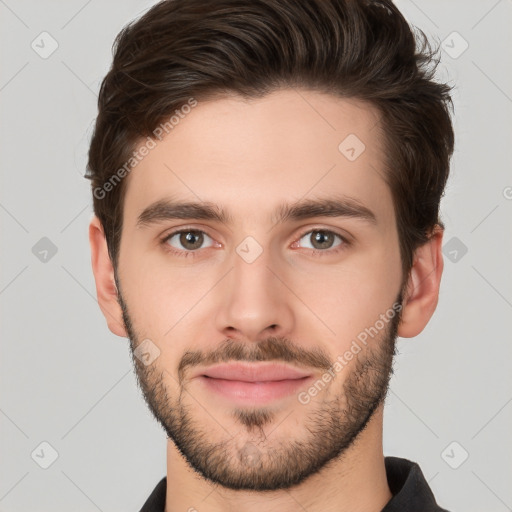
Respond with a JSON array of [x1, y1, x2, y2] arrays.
[[139, 456, 450, 511]]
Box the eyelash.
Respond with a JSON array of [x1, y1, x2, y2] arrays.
[[159, 227, 351, 258]]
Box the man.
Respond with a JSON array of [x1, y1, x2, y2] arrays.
[[86, 0, 453, 510]]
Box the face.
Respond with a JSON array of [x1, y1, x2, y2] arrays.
[[114, 89, 405, 490]]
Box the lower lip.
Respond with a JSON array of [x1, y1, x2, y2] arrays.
[[196, 376, 313, 404]]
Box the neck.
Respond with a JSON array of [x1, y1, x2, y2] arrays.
[[164, 404, 392, 512]]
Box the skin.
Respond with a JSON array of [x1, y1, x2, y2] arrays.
[[89, 89, 444, 512]]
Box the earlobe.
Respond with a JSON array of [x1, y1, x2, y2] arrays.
[[89, 216, 128, 338], [397, 226, 444, 338]]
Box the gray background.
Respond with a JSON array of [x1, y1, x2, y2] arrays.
[[1, 0, 511, 510]]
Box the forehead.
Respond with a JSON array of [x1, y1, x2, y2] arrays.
[[122, 88, 393, 229]]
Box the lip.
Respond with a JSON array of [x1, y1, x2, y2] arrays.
[[192, 363, 314, 404], [194, 362, 312, 382]]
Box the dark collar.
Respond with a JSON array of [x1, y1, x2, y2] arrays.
[[381, 457, 450, 511], [140, 456, 450, 511]]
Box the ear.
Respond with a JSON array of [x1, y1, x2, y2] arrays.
[[89, 216, 127, 337], [398, 225, 444, 338]]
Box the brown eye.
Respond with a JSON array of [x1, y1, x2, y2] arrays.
[[166, 230, 212, 251], [298, 230, 343, 251]]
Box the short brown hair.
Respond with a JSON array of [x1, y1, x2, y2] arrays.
[[85, 0, 454, 284]]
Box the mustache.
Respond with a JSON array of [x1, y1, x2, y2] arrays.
[[178, 337, 333, 384]]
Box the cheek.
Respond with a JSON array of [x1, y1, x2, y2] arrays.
[[131, 272, 207, 337], [121, 242, 207, 316], [286, 245, 400, 347]]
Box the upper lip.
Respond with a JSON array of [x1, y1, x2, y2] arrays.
[[195, 362, 312, 382]]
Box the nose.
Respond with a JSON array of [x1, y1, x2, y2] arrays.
[[213, 242, 296, 342]]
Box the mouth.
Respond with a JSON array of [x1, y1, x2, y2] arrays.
[[193, 362, 314, 404]]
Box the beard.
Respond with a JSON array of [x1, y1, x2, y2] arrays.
[[116, 280, 403, 491]]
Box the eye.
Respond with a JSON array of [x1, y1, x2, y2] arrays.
[[295, 229, 346, 252], [163, 229, 215, 252]]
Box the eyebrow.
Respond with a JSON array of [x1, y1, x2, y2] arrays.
[[136, 196, 377, 228]]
